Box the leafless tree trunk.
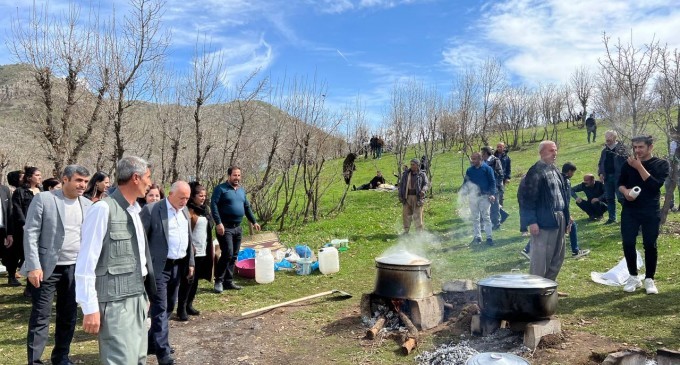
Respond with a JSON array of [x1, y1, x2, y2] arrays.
[[108, 0, 169, 161], [9, 2, 106, 175], [570, 65, 594, 128], [599, 31, 660, 138], [658, 46, 680, 223], [478, 58, 505, 146]]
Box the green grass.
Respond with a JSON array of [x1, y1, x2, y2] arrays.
[[1, 122, 679, 364]]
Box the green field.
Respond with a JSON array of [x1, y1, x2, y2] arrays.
[[1, 121, 679, 364]]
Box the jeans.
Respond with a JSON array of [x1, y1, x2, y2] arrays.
[[621, 208, 660, 279], [604, 173, 623, 221], [470, 195, 492, 239], [27, 265, 77, 365], [524, 220, 579, 254], [214, 226, 243, 283]]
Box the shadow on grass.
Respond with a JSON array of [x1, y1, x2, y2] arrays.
[[559, 286, 680, 318]]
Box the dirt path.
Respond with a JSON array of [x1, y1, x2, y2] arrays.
[[144, 306, 635, 365]]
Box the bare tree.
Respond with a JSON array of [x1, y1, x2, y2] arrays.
[[8, 2, 107, 175], [187, 33, 225, 182], [108, 0, 169, 161], [570, 65, 594, 127], [599, 32, 660, 137], [658, 46, 680, 223], [502, 85, 530, 148], [418, 85, 441, 196], [452, 67, 480, 178], [478, 58, 505, 145], [386, 80, 418, 183]]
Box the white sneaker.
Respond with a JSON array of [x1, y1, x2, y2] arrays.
[[644, 278, 658, 294], [623, 276, 642, 292], [0, 264, 6, 274]]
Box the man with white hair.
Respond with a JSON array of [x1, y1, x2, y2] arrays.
[[598, 130, 628, 224], [141, 181, 195, 365], [519, 141, 570, 281]]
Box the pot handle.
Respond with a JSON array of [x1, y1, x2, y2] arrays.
[[426, 266, 431, 279], [543, 288, 556, 296]]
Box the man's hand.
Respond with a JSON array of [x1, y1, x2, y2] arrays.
[[252, 223, 261, 231], [83, 312, 101, 335], [216, 223, 224, 236], [28, 269, 43, 288], [489, 195, 496, 203], [529, 223, 540, 236], [599, 174, 605, 183], [623, 188, 635, 201], [591, 198, 599, 203], [419, 191, 425, 198], [5, 235, 13, 248], [627, 156, 643, 170], [504, 179, 510, 186], [567, 217, 574, 233], [187, 266, 195, 279], [575, 197, 583, 203]]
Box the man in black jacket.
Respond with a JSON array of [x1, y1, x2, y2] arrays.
[[519, 141, 570, 281], [353, 171, 386, 191], [585, 113, 597, 143], [494, 142, 511, 224], [598, 130, 628, 224], [571, 174, 607, 220], [618, 135, 669, 294]]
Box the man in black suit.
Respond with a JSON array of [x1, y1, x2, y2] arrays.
[[0, 181, 13, 277], [141, 181, 194, 365]]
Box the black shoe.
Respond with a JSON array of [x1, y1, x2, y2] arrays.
[[177, 309, 189, 322], [486, 238, 494, 246], [186, 305, 200, 316], [158, 354, 175, 365], [604, 219, 616, 225], [8, 277, 21, 287], [470, 237, 482, 245], [224, 282, 242, 290], [492, 224, 501, 230], [500, 211, 509, 224], [352, 185, 356, 191]]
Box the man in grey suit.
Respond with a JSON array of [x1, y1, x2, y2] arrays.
[[141, 181, 194, 365], [22, 165, 91, 365]]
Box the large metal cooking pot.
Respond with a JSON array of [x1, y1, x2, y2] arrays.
[[374, 250, 433, 299], [478, 274, 557, 321], [466, 352, 530, 365]]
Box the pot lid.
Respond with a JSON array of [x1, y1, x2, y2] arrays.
[[375, 249, 431, 266], [478, 273, 557, 289], [466, 352, 531, 365]]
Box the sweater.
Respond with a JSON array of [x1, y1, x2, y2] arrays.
[[465, 164, 497, 196], [617, 157, 670, 212], [210, 183, 257, 225]]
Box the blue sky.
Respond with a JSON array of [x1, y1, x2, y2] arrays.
[[2, 0, 680, 127]]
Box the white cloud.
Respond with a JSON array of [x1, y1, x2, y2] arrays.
[[316, 0, 431, 14], [445, 0, 680, 86], [217, 34, 273, 86]]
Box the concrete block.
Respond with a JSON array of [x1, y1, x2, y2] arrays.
[[601, 348, 647, 365], [657, 348, 680, 365], [441, 280, 478, 305], [470, 314, 501, 337], [523, 319, 561, 350], [360, 293, 372, 320], [407, 295, 444, 330]]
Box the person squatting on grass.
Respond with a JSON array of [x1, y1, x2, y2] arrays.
[[618, 135, 670, 294], [398, 159, 429, 234], [519, 141, 570, 281], [571, 173, 607, 220], [464, 152, 496, 246]]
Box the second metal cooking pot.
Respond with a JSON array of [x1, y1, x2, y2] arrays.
[[478, 274, 558, 321], [374, 250, 433, 299]]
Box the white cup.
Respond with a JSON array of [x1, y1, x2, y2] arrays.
[[629, 186, 641, 199]]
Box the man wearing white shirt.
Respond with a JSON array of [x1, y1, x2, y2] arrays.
[[23, 165, 91, 365], [140, 181, 194, 365], [75, 156, 155, 365]]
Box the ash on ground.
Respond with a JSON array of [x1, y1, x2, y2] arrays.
[[416, 329, 530, 365], [362, 304, 404, 333]]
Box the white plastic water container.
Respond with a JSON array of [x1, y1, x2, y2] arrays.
[[255, 248, 275, 284], [318, 247, 340, 275]]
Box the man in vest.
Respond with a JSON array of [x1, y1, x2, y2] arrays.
[[23, 165, 91, 365], [75, 156, 155, 365]]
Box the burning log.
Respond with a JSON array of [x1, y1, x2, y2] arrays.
[[366, 315, 386, 339], [398, 311, 418, 355]]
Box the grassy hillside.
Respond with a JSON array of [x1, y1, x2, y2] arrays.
[[1, 121, 678, 364]]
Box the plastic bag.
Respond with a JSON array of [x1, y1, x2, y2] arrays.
[[237, 247, 256, 261], [295, 244, 313, 259]]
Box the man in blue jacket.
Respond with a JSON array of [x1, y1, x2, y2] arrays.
[[519, 141, 570, 281], [211, 166, 260, 293], [465, 152, 496, 246]]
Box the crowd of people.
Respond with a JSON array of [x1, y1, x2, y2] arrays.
[[0, 158, 258, 365]]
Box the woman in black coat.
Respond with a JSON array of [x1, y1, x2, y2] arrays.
[[176, 182, 215, 320], [7, 166, 42, 286]]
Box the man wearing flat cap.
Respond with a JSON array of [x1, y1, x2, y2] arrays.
[[398, 158, 429, 234]]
